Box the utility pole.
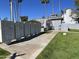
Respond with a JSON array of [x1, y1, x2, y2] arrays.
[[16, 0, 19, 22], [9, 0, 14, 21], [59, 0, 61, 15], [52, 0, 54, 15]]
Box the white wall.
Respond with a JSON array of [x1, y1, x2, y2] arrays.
[[68, 24, 79, 29], [61, 23, 68, 32], [0, 21, 2, 42], [51, 20, 61, 30]]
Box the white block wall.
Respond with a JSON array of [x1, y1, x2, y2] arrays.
[[61, 23, 79, 31], [68, 24, 79, 29], [0, 22, 2, 42], [0, 21, 14, 44], [15, 22, 24, 40], [61, 23, 68, 32], [51, 20, 61, 30]]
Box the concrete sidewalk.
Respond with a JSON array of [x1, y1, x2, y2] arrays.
[[0, 31, 58, 59]]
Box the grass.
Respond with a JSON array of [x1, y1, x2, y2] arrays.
[[36, 32, 79, 59], [0, 48, 10, 59], [68, 29, 79, 32]]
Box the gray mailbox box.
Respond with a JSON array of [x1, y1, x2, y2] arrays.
[[0, 21, 14, 44], [30, 22, 36, 36], [15, 22, 24, 40], [24, 22, 30, 37], [35, 23, 41, 34]]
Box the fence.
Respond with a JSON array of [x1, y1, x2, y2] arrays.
[[0, 21, 14, 44], [0, 21, 41, 44]]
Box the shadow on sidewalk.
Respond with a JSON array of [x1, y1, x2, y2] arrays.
[[10, 52, 26, 59], [9, 32, 45, 45]]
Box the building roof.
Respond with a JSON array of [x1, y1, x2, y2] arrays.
[[48, 16, 63, 20]]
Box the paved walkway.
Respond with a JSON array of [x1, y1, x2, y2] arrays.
[[0, 31, 58, 59]]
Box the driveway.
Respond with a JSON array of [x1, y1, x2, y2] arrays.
[[0, 31, 58, 59]]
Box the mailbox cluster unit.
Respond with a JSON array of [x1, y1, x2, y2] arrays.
[[0, 21, 14, 44], [15, 22, 24, 40], [0, 21, 41, 44]]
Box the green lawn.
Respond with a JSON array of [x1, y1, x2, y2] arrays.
[[0, 48, 10, 59], [36, 32, 79, 59]]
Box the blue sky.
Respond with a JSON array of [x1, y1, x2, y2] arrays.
[[0, 0, 76, 20]]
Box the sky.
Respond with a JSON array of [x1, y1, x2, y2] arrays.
[[0, 0, 76, 20]]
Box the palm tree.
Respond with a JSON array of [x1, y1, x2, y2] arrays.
[[41, 0, 49, 4], [18, 0, 23, 21], [40, 0, 49, 18], [75, 0, 79, 16], [75, 0, 79, 11], [9, 0, 23, 21], [18, 0, 22, 3], [16, 0, 23, 22]]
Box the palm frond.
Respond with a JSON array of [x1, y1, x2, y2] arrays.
[[18, 0, 23, 3], [41, 0, 49, 4], [75, 0, 79, 6], [9, 0, 12, 2]]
